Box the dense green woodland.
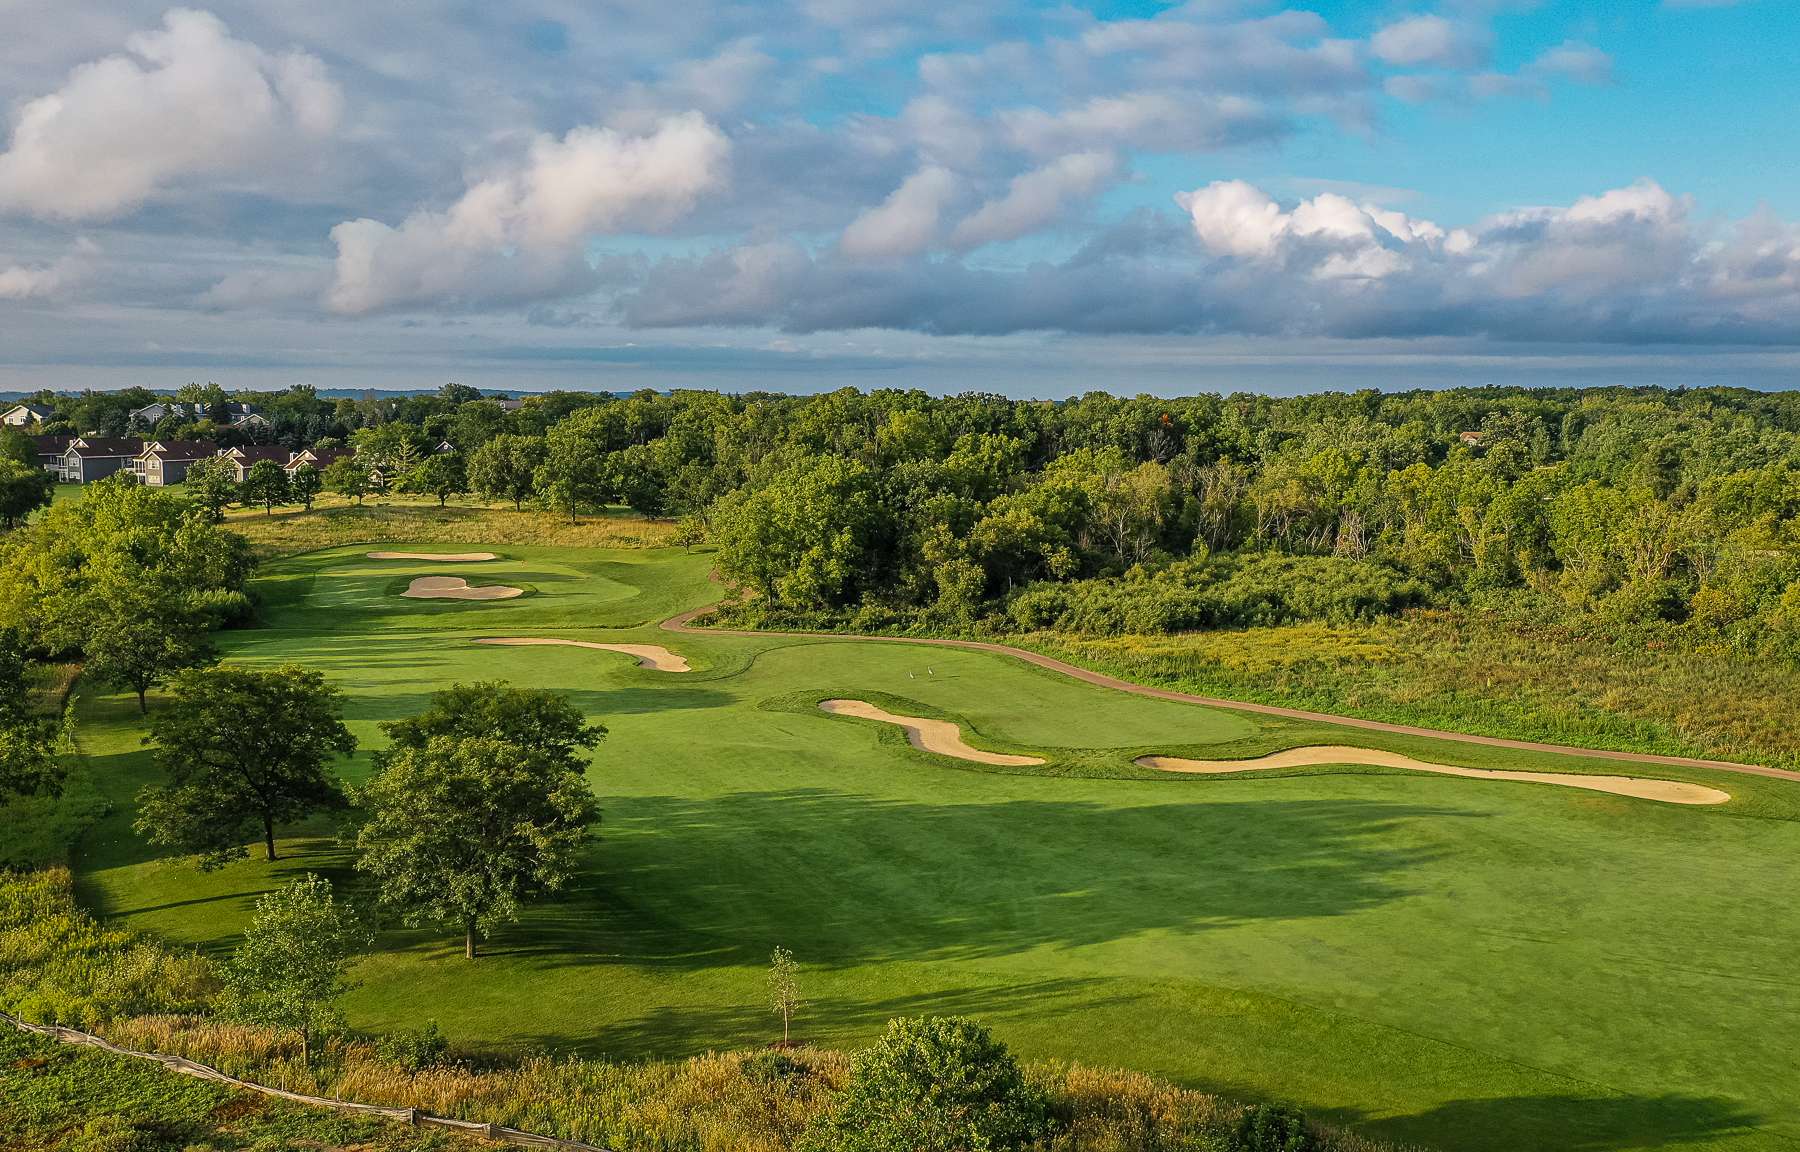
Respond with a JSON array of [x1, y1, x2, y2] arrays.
[[10, 383, 1800, 664]]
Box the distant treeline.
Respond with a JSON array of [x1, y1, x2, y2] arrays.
[[18, 382, 1800, 657]]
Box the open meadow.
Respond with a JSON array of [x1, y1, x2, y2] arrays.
[[28, 541, 1800, 1152]]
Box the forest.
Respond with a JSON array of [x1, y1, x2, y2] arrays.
[[11, 382, 1800, 667]]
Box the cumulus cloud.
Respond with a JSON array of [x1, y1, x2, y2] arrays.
[[325, 113, 730, 314], [0, 9, 342, 220], [951, 151, 1120, 249], [839, 166, 960, 260], [1370, 15, 1486, 69], [610, 178, 1800, 346]]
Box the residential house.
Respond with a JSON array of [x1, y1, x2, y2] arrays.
[[32, 435, 72, 473], [127, 401, 268, 431], [57, 438, 143, 483], [133, 440, 218, 486], [284, 446, 350, 476], [217, 444, 294, 482], [1, 402, 53, 427]]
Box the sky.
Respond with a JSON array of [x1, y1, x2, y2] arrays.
[[0, 0, 1797, 398]]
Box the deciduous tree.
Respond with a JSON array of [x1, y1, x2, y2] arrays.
[[288, 463, 322, 510], [323, 456, 370, 504], [241, 459, 290, 515], [182, 456, 237, 522], [0, 458, 53, 530], [135, 665, 355, 867], [221, 874, 371, 1066], [768, 945, 803, 1044], [402, 452, 466, 506], [358, 682, 603, 958], [355, 733, 600, 959], [468, 434, 544, 510]]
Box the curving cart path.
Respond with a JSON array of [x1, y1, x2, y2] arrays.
[[662, 604, 1800, 784]]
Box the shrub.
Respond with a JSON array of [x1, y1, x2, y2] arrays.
[[376, 1019, 451, 1074], [1230, 1103, 1320, 1152], [803, 1016, 1056, 1152], [0, 868, 217, 1027]]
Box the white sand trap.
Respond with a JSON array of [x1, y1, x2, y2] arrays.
[[820, 699, 1044, 766], [1135, 746, 1729, 805], [402, 576, 523, 601], [369, 551, 499, 561], [472, 637, 690, 672]]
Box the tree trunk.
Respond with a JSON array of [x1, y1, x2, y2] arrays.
[[136, 687, 147, 713], [465, 918, 478, 959], [263, 817, 277, 862]]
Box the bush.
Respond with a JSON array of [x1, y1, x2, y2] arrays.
[[0, 868, 217, 1027], [1004, 554, 1427, 637], [1230, 1103, 1319, 1152], [376, 1019, 451, 1074], [803, 1016, 1056, 1152]]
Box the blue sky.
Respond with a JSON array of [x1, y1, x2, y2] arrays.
[[0, 1, 1796, 397]]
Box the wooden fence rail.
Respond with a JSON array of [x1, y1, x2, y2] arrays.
[[1, 1011, 615, 1151]]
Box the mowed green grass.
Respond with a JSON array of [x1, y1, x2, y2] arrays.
[[43, 544, 1800, 1152]]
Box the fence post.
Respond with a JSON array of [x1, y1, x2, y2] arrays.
[[405, 1107, 418, 1126]]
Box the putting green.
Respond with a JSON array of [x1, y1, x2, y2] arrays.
[[40, 544, 1800, 1152]]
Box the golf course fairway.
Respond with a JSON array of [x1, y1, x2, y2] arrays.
[[50, 544, 1800, 1152]]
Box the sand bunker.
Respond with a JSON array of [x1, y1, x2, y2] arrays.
[[1135, 746, 1729, 806], [369, 551, 499, 561], [472, 637, 690, 672], [820, 699, 1044, 766], [402, 576, 523, 601]]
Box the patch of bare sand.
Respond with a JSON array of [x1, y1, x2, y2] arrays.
[[369, 551, 499, 561], [820, 699, 1044, 766], [402, 576, 523, 601], [1135, 745, 1729, 805], [472, 637, 690, 672]]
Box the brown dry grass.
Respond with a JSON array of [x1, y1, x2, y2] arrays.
[[99, 1015, 1414, 1152], [224, 499, 675, 561], [1027, 609, 1800, 770]]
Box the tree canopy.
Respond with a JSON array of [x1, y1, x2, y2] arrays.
[[135, 664, 355, 868], [220, 873, 371, 1066], [358, 682, 602, 958]]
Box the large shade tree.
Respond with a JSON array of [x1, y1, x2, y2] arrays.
[[356, 682, 602, 958], [467, 434, 545, 510], [136, 665, 355, 868]]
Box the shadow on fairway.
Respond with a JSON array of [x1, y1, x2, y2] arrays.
[[541, 977, 1140, 1060], [500, 788, 1467, 970], [1363, 1092, 1767, 1152]]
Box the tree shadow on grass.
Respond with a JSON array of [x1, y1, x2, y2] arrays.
[[498, 788, 1468, 971], [1360, 1091, 1768, 1152], [523, 977, 1142, 1061]]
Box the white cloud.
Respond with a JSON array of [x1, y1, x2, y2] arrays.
[[0, 238, 98, 300], [0, 9, 342, 220], [1370, 15, 1485, 68], [325, 113, 730, 314], [839, 166, 959, 260], [951, 151, 1119, 249], [1177, 179, 1473, 280], [1001, 91, 1281, 156], [1531, 41, 1613, 84], [1175, 180, 1288, 258]]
